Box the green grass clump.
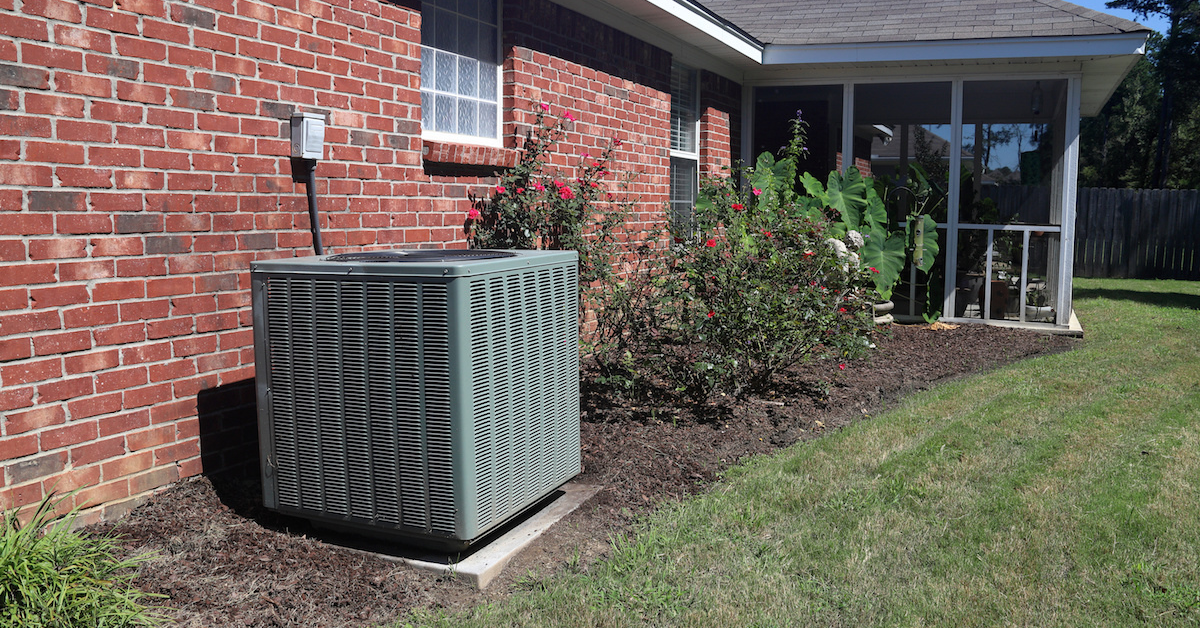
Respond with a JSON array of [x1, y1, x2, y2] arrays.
[[1, 493, 167, 628]]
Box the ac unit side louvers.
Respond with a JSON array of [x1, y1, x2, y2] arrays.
[[251, 249, 580, 551]]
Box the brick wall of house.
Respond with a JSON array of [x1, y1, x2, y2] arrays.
[[0, 0, 436, 522], [699, 70, 741, 177], [502, 0, 675, 241], [0, 0, 740, 522]]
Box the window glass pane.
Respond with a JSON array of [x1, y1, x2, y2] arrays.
[[459, 0, 478, 20], [479, 64, 496, 103], [458, 57, 477, 98], [435, 94, 455, 133], [420, 46, 433, 90], [420, 0, 500, 140], [478, 23, 497, 64], [423, 8, 437, 48], [479, 102, 497, 137], [670, 157, 698, 234], [434, 50, 455, 93], [435, 8, 457, 56], [459, 16, 478, 59], [421, 90, 434, 129], [670, 65, 697, 154], [478, 0, 496, 23], [458, 99, 477, 136]]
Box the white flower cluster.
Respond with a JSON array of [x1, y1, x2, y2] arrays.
[[847, 230, 864, 249], [825, 237, 859, 271]]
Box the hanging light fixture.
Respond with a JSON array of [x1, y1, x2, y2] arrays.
[[1031, 81, 1043, 116]]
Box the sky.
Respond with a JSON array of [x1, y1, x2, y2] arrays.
[[1066, 0, 1170, 33]]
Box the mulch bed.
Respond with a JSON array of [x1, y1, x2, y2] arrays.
[[92, 322, 1078, 627]]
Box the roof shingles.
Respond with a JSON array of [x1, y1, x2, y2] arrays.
[[698, 0, 1148, 45]]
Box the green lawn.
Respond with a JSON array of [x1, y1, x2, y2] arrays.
[[403, 278, 1200, 627]]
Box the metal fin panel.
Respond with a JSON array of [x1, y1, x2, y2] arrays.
[[466, 263, 580, 533], [365, 283, 401, 525], [419, 284, 455, 535], [263, 278, 452, 532]]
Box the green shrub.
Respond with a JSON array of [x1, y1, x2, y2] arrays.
[[649, 152, 876, 401], [1, 493, 167, 628], [468, 107, 877, 404], [467, 104, 630, 287]]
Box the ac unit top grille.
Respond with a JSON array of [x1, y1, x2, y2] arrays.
[[327, 250, 516, 264]]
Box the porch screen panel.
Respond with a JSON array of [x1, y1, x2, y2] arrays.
[[852, 82, 952, 319], [953, 80, 1068, 326], [752, 85, 843, 184]]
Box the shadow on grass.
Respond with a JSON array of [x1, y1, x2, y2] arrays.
[[1074, 288, 1200, 311]]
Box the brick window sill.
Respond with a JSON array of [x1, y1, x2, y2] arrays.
[[422, 139, 518, 169]]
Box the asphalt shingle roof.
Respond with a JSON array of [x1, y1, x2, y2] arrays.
[[699, 0, 1149, 46]]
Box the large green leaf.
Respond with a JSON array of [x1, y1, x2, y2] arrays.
[[824, 168, 869, 230], [861, 189, 888, 233], [861, 229, 906, 301], [799, 172, 826, 199]]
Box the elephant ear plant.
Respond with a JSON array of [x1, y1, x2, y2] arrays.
[[800, 166, 941, 304]]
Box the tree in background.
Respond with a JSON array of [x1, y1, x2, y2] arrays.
[[1079, 44, 1159, 188], [1081, 0, 1199, 188]]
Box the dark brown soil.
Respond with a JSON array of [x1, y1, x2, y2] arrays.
[[93, 323, 1077, 627]]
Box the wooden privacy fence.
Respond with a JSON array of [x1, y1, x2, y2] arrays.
[[1074, 187, 1200, 280]]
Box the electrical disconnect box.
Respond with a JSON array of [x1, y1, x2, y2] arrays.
[[290, 112, 325, 159]]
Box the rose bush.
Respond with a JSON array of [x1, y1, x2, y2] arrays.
[[469, 107, 878, 403]]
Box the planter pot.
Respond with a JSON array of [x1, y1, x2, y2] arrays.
[[873, 300, 894, 325], [1024, 305, 1054, 322]]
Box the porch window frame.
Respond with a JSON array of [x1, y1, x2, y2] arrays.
[[745, 71, 1082, 327]]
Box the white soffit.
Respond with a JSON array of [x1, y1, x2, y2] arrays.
[[549, 0, 763, 77]]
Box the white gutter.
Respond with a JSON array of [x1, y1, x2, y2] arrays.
[[763, 32, 1147, 65]]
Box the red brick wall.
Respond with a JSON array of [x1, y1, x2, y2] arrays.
[[502, 0, 675, 243], [699, 70, 741, 176], [0, 0, 440, 521], [0, 0, 740, 521]]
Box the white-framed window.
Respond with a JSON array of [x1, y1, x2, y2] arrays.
[[669, 62, 700, 234], [420, 0, 501, 145]]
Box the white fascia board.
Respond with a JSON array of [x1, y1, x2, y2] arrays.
[[635, 0, 763, 61], [552, 0, 763, 66], [762, 33, 1147, 66]]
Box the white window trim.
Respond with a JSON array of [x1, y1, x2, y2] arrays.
[[670, 63, 701, 163], [670, 63, 701, 235], [419, 0, 504, 148]]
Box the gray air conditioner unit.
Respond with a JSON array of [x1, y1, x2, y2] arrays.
[[250, 249, 580, 551]]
